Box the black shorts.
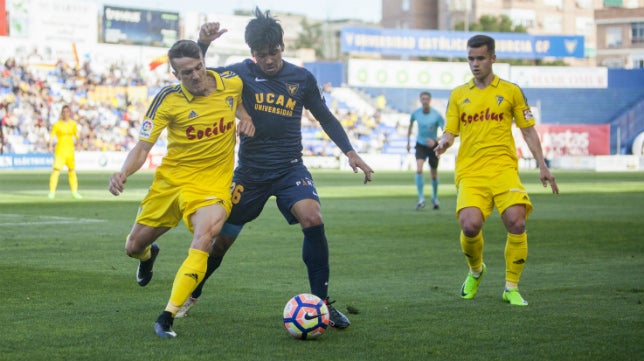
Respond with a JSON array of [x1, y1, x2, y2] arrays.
[[415, 142, 439, 169], [227, 163, 320, 227]]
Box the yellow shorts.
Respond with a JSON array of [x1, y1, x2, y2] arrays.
[[53, 150, 75, 170], [135, 169, 232, 233], [455, 169, 533, 221]]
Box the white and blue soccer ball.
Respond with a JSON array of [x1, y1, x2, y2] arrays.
[[282, 293, 330, 340]]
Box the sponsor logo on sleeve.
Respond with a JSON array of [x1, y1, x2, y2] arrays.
[[140, 119, 153, 139]]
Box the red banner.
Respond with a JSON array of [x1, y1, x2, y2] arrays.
[[0, 0, 7, 36], [514, 124, 610, 157]]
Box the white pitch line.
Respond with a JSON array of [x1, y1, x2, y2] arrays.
[[0, 214, 107, 227]]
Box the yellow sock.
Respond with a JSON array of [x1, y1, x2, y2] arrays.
[[165, 248, 208, 315], [49, 170, 60, 193], [69, 170, 79, 193], [505, 232, 528, 284], [460, 231, 484, 273]]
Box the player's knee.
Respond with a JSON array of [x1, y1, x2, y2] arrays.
[[125, 244, 144, 258], [299, 213, 323, 228], [124, 235, 147, 258], [462, 226, 481, 238], [502, 207, 526, 234], [459, 208, 484, 237], [505, 219, 526, 234], [461, 220, 483, 238]]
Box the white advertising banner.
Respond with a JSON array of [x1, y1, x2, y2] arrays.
[[75, 151, 163, 171], [595, 155, 641, 171], [347, 59, 608, 89], [347, 59, 510, 89], [510, 66, 608, 88], [26, 0, 98, 45]]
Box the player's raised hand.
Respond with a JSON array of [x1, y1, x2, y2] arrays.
[[199, 22, 227, 45]]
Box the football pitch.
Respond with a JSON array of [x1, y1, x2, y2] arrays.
[[1, 169, 642, 361]]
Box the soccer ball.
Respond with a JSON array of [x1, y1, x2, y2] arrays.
[[282, 293, 330, 340]]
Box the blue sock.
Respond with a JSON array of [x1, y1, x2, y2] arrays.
[[432, 178, 439, 201], [302, 224, 329, 300], [415, 173, 424, 202]]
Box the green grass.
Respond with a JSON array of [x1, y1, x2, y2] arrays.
[[1, 169, 643, 361]]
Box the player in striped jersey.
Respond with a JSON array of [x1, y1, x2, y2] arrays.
[[108, 39, 254, 338], [435, 34, 558, 306]]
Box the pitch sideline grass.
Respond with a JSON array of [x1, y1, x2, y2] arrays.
[[0, 170, 642, 361]]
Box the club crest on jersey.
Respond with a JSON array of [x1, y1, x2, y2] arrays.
[[286, 83, 299, 97], [226, 96, 234, 110], [496, 96, 504, 106], [140, 119, 153, 139]]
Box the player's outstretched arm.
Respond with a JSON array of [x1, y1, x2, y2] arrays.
[[520, 126, 559, 194], [108, 141, 154, 196], [346, 150, 374, 184]]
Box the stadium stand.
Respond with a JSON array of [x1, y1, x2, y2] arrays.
[[2, 54, 643, 156]]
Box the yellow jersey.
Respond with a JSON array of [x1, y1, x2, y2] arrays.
[[445, 75, 535, 184], [139, 70, 242, 186], [50, 120, 78, 154]]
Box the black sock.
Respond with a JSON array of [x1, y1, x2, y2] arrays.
[[302, 224, 329, 300]]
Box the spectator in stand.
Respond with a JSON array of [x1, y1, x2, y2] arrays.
[[0, 114, 4, 154], [1, 52, 378, 155]]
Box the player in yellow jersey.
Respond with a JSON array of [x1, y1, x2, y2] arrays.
[[108, 39, 254, 338], [48, 105, 81, 199], [435, 34, 558, 306]]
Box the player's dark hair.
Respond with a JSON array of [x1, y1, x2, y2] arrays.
[[167, 40, 202, 69], [245, 7, 284, 52], [467, 34, 495, 54], [60, 104, 70, 118], [420, 91, 431, 98]]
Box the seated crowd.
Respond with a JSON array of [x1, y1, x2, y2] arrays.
[[0, 57, 399, 156]]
